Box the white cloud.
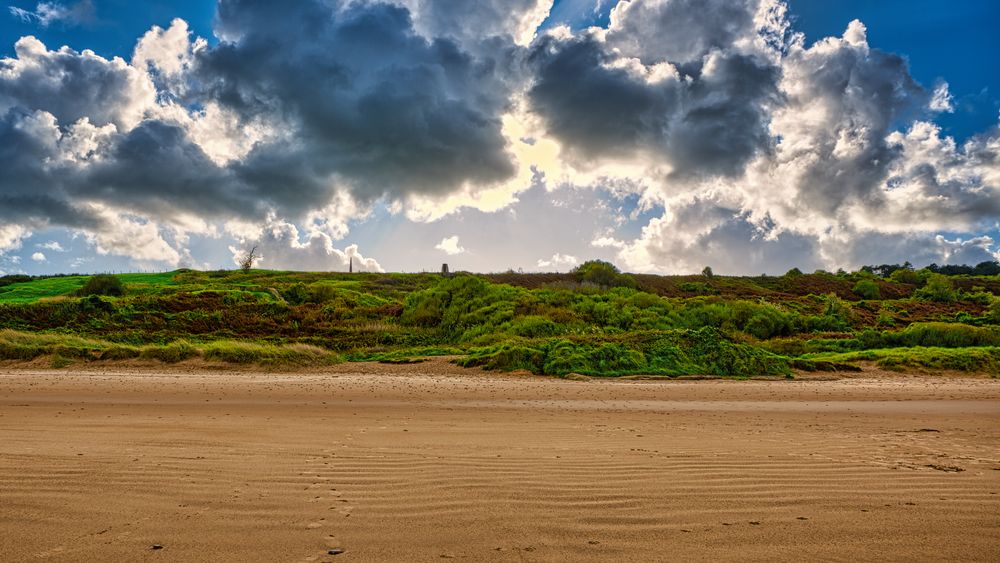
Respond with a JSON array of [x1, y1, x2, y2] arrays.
[[31, 251, 46, 262], [38, 240, 64, 251], [229, 218, 384, 273], [0, 225, 29, 254], [8, 1, 93, 27], [929, 82, 955, 113], [536, 253, 579, 269], [84, 210, 182, 266], [434, 235, 466, 255]]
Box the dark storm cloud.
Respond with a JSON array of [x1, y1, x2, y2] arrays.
[[0, 109, 104, 230], [198, 0, 517, 204], [77, 120, 260, 219], [527, 33, 676, 159], [666, 52, 781, 178], [526, 27, 781, 177]]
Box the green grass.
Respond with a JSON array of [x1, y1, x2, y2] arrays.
[[804, 347, 1000, 374], [0, 276, 89, 303], [0, 330, 341, 368]]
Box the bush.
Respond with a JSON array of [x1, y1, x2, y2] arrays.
[[505, 316, 561, 338], [679, 282, 718, 295], [572, 260, 636, 288], [889, 268, 920, 285], [915, 273, 956, 302], [542, 341, 646, 376], [989, 298, 1000, 323], [852, 279, 881, 300], [889, 322, 1000, 348], [77, 274, 125, 297]]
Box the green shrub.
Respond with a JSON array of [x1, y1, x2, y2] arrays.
[[890, 322, 1000, 348], [889, 268, 920, 285], [572, 260, 636, 288], [77, 274, 125, 297], [679, 282, 719, 295], [989, 298, 1000, 323], [962, 287, 993, 305], [915, 274, 956, 302], [455, 342, 546, 373], [505, 316, 561, 338], [852, 279, 881, 300], [542, 341, 646, 376], [282, 283, 310, 305]]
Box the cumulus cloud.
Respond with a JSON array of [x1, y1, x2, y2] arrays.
[[0, 224, 29, 254], [229, 219, 383, 272], [526, 0, 784, 180], [402, 0, 552, 47], [30, 251, 45, 261], [0, 0, 998, 274], [537, 253, 579, 269], [435, 235, 466, 255], [38, 241, 63, 251]]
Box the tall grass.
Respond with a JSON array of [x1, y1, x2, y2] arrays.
[[805, 347, 1000, 374], [0, 330, 340, 367]]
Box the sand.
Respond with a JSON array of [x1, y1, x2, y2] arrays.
[[1, 360, 998, 561]]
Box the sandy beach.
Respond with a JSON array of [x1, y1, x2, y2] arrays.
[[1, 361, 998, 561]]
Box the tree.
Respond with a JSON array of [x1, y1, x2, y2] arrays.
[[239, 245, 258, 272], [701, 266, 714, 279]]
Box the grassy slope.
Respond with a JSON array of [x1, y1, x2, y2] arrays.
[[0, 269, 997, 375]]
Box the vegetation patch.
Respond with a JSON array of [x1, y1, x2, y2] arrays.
[[1, 260, 998, 376]]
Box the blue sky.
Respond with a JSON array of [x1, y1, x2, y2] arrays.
[[1, 0, 998, 275]]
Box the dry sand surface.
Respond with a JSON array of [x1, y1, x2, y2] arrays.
[[1, 360, 999, 562]]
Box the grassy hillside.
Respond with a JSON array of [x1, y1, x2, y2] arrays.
[[1, 263, 998, 376]]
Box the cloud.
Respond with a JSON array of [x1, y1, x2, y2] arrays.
[[38, 240, 63, 251], [30, 251, 45, 261], [929, 82, 954, 113], [0, 224, 29, 254], [8, 1, 94, 27], [434, 235, 466, 255], [0, 0, 998, 274], [525, 0, 783, 179], [402, 0, 553, 47], [198, 0, 520, 207], [536, 252, 579, 269], [229, 218, 383, 272]]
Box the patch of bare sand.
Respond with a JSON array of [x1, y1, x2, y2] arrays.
[[0, 360, 998, 561]]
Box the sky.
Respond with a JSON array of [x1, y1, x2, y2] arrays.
[[0, 0, 998, 276]]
